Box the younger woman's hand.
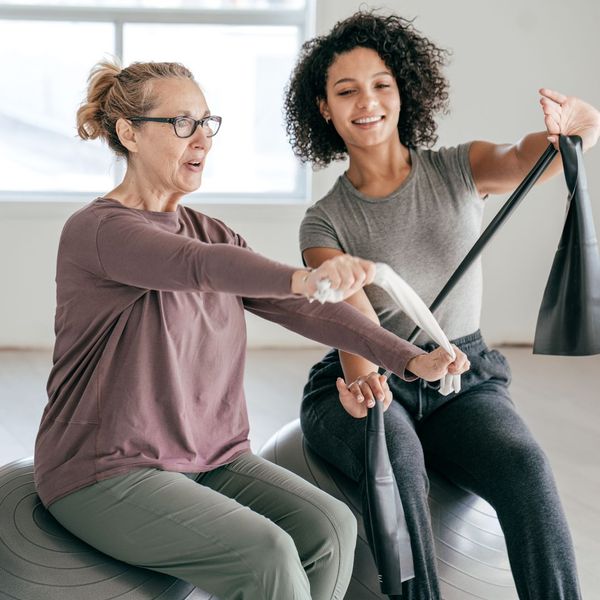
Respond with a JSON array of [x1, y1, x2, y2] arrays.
[[406, 345, 470, 382], [336, 372, 392, 419], [292, 254, 376, 300], [539, 88, 600, 151]]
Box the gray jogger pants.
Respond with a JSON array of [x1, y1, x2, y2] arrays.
[[48, 452, 357, 600], [301, 330, 582, 600]]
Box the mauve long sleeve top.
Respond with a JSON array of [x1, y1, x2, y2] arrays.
[[34, 198, 423, 507]]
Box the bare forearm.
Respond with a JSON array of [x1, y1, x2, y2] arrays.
[[340, 350, 380, 382], [471, 133, 561, 196], [301, 247, 400, 379], [339, 288, 382, 381], [513, 131, 563, 184]]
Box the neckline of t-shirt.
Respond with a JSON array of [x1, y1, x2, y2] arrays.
[[95, 196, 181, 219], [339, 147, 419, 204]]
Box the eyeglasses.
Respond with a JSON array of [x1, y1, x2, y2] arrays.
[[128, 115, 222, 138]]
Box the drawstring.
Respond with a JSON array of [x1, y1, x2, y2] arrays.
[[415, 341, 436, 421], [416, 375, 440, 421], [416, 368, 461, 420], [416, 379, 426, 421]]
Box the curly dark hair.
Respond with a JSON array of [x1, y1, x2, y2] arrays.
[[284, 9, 451, 168]]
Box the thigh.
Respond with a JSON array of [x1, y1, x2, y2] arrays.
[[384, 400, 428, 485], [301, 352, 366, 482], [48, 466, 308, 597], [199, 452, 357, 561], [301, 381, 367, 482], [198, 453, 357, 600], [302, 379, 427, 489], [418, 380, 547, 501]]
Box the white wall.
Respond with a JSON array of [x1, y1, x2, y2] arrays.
[[1, 0, 599, 349]]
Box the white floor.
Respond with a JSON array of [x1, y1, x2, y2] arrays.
[[1, 346, 599, 598]]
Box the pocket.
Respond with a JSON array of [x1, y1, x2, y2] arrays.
[[477, 348, 512, 386]]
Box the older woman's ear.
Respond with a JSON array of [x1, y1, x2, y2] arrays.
[[115, 118, 138, 154]]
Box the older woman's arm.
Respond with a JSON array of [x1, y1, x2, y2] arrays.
[[243, 295, 425, 382]]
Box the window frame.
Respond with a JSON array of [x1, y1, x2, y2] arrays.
[[0, 1, 315, 206]]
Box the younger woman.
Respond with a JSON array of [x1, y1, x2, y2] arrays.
[[285, 10, 599, 599]]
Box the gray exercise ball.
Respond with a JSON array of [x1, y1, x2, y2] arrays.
[[0, 458, 214, 600], [259, 419, 518, 600]]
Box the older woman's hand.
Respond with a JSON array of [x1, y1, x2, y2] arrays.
[[292, 254, 376, 300], [539, 88, 600, 151], [336, 372, 393, 419], [406, 345, 470, 382]]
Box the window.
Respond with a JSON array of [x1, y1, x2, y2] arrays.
[[0, 0, 313, 203]]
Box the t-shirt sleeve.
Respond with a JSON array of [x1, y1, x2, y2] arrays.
[[95, 212, 296, 298], [434, 143, 480, 199], [299, 204, 343, 255]]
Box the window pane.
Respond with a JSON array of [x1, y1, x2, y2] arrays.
[[1, 1, 305, 9], [124, 23, 300, 195], [0, 20, 115, 193]]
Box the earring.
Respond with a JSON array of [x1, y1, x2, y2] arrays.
[[325, 116, 331, 124]]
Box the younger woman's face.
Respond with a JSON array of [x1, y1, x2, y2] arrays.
[[320, 47, 401, 152]]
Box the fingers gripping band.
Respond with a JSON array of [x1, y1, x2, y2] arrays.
[[309, 278, 345, 304]]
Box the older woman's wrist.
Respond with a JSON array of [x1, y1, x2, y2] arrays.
[[291, 268, 313, 295]]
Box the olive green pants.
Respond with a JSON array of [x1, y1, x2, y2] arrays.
[[48, 452, 357, 600]]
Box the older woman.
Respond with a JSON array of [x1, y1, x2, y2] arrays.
[[284, 10, 600, 600], [33, 60, 468, 600]]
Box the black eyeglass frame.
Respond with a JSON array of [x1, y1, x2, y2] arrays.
[[128, 115, 222, 138]]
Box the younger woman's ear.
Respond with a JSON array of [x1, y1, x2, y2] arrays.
[[115, 118, 138, 154], [319, 98, 331, 123]]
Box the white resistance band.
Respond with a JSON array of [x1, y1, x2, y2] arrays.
[[311, 263, 461, 396]]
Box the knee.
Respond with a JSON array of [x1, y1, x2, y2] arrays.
[[238, 526, 310, 600], [390, 452, 429, 500], [260, 525, 301, 568], [503, 438, 553, 488], [332, 500, 358, 551], [314, 496, 358, 556]]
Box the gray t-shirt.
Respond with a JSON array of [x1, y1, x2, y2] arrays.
[[300, 143, 484, 344]]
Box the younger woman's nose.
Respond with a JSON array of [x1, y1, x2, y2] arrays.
[[356, 90, 378, 110]]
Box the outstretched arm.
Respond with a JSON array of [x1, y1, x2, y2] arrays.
[[95, 210, 376, 301], [243, 293, 425, 382], [469, 89, 600, 197]]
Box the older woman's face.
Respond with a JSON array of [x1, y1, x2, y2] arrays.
[[130, 77, 213, 195], [320, 47, 401, 151]]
